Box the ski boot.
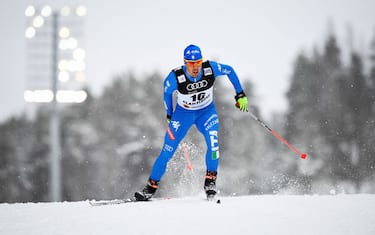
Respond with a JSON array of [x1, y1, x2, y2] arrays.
[[204, 171, 217, 200], [134, 179, 158, 201]]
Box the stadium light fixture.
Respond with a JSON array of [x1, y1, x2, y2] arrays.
[[24, 5, 87, 202], [76, 5, 87, 16], [25, 6, 35, 17], [56, 90, 87, 103], [32, 15, 44, 28], [59, 27, 70, 38], [41, 6, 52, 17], [25, 5, 87, 104], [24, 90, 54, 103], [25, 27, 36, 39]]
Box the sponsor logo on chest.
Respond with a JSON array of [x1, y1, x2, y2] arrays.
[[186, 80, 208, 91], [177, 74, 186, 83]]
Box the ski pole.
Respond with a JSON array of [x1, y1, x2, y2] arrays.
[[237, 104, 307, 159], [181, 142, 193, 170]]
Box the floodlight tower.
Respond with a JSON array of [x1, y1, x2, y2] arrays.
[[24, 5, 87, 202]]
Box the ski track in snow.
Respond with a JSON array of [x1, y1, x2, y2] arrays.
[[1, 194, 375, 235]]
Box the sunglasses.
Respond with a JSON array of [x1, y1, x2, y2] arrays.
[[185, 59, 203, 66]]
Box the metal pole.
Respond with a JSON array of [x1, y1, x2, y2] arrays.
[[236, 103, 307, 159], [247, 110, 307, 159], [49, 12, 62, 201]]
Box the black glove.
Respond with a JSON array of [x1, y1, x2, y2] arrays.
[[166, 114, 172, 123]]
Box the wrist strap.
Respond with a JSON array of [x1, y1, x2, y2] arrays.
[[234, 91, 246, 101]]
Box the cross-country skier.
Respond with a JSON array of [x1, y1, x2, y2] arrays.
[[134, 44, 248, 201]]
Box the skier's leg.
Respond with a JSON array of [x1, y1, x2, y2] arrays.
[[196, 110, 220, 173], [135, 110, 193, 201], [149, 111, 194, 181], [196, 108, 220, 198]]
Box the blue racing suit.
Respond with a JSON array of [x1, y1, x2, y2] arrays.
[[149, 60, 244, 181]]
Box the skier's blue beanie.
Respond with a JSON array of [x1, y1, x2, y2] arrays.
[[184, 44, 202, 61]]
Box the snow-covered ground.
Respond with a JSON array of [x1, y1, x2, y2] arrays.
[[1, 194, 375, 235]]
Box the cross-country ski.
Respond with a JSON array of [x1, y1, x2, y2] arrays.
[[89, 196, 221, 206], [89, 198, 136, 206]]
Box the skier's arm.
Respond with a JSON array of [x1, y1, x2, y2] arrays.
[[210, 61, 248, 111], [163, 71, 177, 119], [209, 61, 244, 93]]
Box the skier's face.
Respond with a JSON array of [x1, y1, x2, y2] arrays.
[[185, 59, 202, 78]]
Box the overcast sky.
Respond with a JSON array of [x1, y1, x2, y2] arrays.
[[1, 0, 374, 122]]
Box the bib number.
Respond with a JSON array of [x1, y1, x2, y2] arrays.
[[191, 92, 206, 102], [177, 87, 213, 110]]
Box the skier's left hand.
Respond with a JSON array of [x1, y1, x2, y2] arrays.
[[235, 91, 248, 112]]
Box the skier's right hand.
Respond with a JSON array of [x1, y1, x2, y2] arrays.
[[166, 114, 172, 123]]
